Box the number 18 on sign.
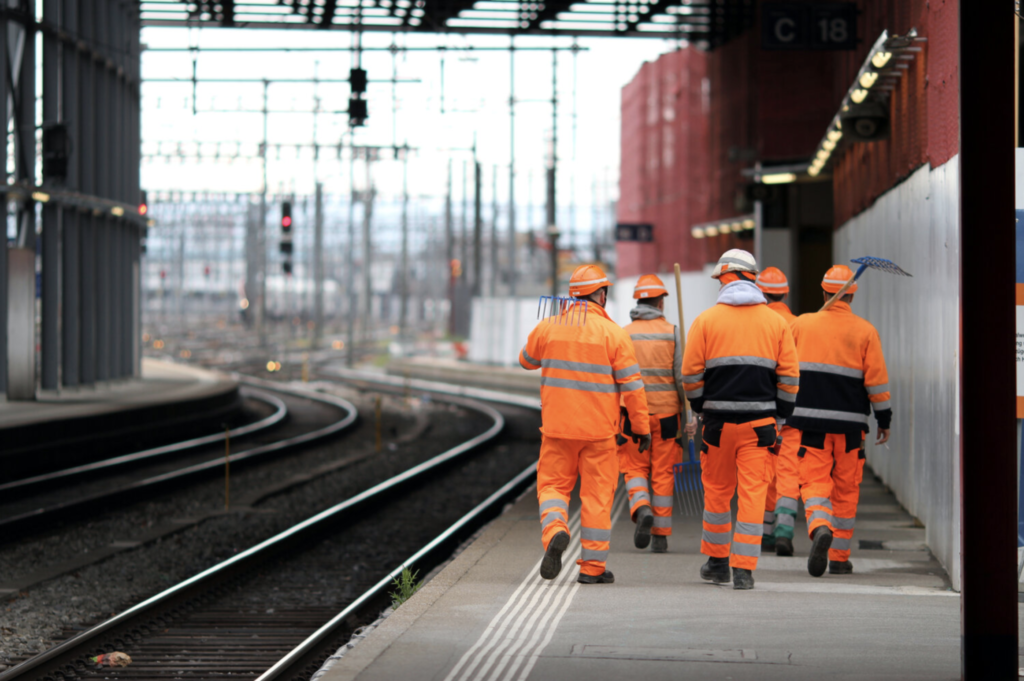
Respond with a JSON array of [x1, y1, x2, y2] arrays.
[[761, 2, 857, 51]]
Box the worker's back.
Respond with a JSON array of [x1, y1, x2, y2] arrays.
[[684, 301, 799, 422], [624, 312, 681, 415], [521, 301, 647, 440], [789, 301, 891, 434]]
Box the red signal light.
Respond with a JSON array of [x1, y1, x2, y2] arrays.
[[282, 215, 292, 228]]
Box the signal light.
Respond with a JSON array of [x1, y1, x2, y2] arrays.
[[349, 99, 368, 127], [350, 68, 368, 95], [280, 241, 294, 255], [450, 259, 462, 277], [281, 201, 292, 232], [139, 190, 148, 216], [283, 262, 293, 275]]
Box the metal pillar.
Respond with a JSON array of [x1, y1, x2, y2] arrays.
[[491, 165, 498, 296], [258, 80, 269, 347], [472, 161, 482, 298], [61, 0, 80, 387], [313, 182, 324, 348], [399, 154, 409, 343], [346, 146, 356, 367], [79, 5, 96, 387], [445, 159, 454, 335], [546, 48, 558, 299], [361, 153, 373, 344], [41, 0, 60, 391], [958, 5, 1018, 678], [0, 10, 6, 395], [508, 39, 517, 297]]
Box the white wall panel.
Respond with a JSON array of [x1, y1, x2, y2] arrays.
[[833, 156, 961, 589]]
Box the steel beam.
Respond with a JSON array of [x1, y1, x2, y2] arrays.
[[958, 4, 1018, 678], [41, 0, 60, 391], [79, 3, 96, 387], [60, 0, 80, 388]]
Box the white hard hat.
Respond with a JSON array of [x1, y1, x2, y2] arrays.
[[711, 249, 759, 280]]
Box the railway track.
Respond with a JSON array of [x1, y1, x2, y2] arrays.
[[0, 374, 541, 681], [0, 380, 359, 543]]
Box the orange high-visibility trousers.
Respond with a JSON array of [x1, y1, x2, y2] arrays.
[[538, 435, 619, 576], [797, 431, 865, 562], [700, 417, 777, 570], [764, 425, 801, 540], [618, 414, 683, 536]]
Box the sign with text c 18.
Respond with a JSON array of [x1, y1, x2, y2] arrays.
[[761, 2, 857, 51], [615, 223, 653, 243]]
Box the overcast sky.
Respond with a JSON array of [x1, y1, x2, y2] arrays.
[[140, 28, 678, 237]]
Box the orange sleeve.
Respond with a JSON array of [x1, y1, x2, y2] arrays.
[[864, 328, 891, 427], [519, 325, 543, 370], [613, 330, 650, 434], [681, 316, 706, 413], [775, 321, 800, 419]]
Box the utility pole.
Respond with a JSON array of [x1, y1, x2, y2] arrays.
[[461, 158, 469, 282], [399, 150, 409, 345], [472, 160, 482, 297], [491, 165, 499, 296], [508, 38, 517, 297], [346, 141, 357, 367], [258, 79, 269, 347], [313, 182, 324, 348], [546, 48, 559, 299], [445, 159, 454, 336], [361, 151, 374, 345]]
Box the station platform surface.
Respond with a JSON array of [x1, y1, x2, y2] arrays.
[[319, 469, 964, 681], [0, 358, 237, 430], [387, 357, 540, 396]]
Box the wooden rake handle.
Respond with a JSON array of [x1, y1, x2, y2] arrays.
[[674, 264, 694, 443]]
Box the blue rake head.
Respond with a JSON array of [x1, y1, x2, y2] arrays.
[[536, 295, 589, 326], [850, 256, 913, 279], [672, 439, 704, 517]]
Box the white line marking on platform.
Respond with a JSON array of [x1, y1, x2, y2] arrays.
[[752, 582, 957, 597], [444, 486, 628, 681]]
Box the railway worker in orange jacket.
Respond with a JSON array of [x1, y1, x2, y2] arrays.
[[617, 274, 685, 554], [682, 249, 799, 590], [789, 265, 892, 577], [519, 264, 652, 584], [755, 267, 801, 556]]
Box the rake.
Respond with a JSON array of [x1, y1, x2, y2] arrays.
[[821, 256, 913, 311], [671, 264, 704, 516], [536, 295, 589, 326]]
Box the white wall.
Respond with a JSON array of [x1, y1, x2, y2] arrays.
[[833, 156, 961, 590]]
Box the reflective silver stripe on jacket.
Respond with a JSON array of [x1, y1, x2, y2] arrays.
[[646, 384, 678, 392], [792, 407, 869, 424], [703, 510, 731, 525], [652, 495, 673, 507], [683, 372, 704, 383], [703, 400, 776, 411], [872, 400, 891, 411], [642, 367, 674, 377], [619, 379, 645, 392], [731, 542, 761, 557], [706, 355, 778, 370], [521, 347, 540, 366], [652, 517, 671, 528], [778, 375, 799, 386], [614, 363, 641, 379], [799, 361, 864, 379], [539, 498, 569, 517], [685, 387, 704, 399], [832, 517, 856, 530], [541, 358, 612, 375], [702, 530, 731, 545], [580, 547, 609, 562], [734, 521, 763, 537], [541, 376, 618, 393], [630, 333, 675, 341], [866, 383, 889, 395], [581, 527, 612, 542], [777, 389, 797, 402]]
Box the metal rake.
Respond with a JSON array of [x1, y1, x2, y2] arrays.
[[536, 295, 589, 326], [821, 256, 912, 311], [673, 438, 703, 517]]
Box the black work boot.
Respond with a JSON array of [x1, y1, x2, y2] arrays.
[[700, 556, 731, 584], [651, 535, 668, 553], [829, 560, 853, 575], [577, 570, 615, 584], [807, 527, 833, 578], [540, 531, 570, 580], [761, 535, 776, 550], [633, 506, 654, 549], [775, 536, 794, 557], [732, 568, 755, 590]]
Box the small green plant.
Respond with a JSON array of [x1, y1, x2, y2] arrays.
[[390, 566, 421, 610]]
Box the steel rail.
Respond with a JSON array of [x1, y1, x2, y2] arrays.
[[0, 381, 504, 681], [0, 387, 287, 498], [0, 379, 358, 540]]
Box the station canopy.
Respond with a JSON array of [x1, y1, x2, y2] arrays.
[[140, 0, 753, 44]]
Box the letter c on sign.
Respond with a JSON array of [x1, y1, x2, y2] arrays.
[[774, 17, 796, 43]]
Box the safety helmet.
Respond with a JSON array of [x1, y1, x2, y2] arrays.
[[755, 267, 789, 294], [633, 274, 668, 300], [568, 264, 611, 298], [711, 249, 759, 280], [822, 264, 858, 294]]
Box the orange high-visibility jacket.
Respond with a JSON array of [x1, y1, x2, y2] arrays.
[[767, 301, 798, 326], [682, 295, 799, 422], [520, 301, 651, 440], [788, 301, 891, 434], [623, 306, 683, 416]]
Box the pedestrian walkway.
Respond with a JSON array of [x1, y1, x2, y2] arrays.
[[316, 469, 962, 681]]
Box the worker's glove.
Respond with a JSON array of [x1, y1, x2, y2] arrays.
[[637, 433, 652, 453]]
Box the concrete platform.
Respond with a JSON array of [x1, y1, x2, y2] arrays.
[[318, 471, 966, 681], [387, 357, 540, 396], [0, 359, 240, 480]]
